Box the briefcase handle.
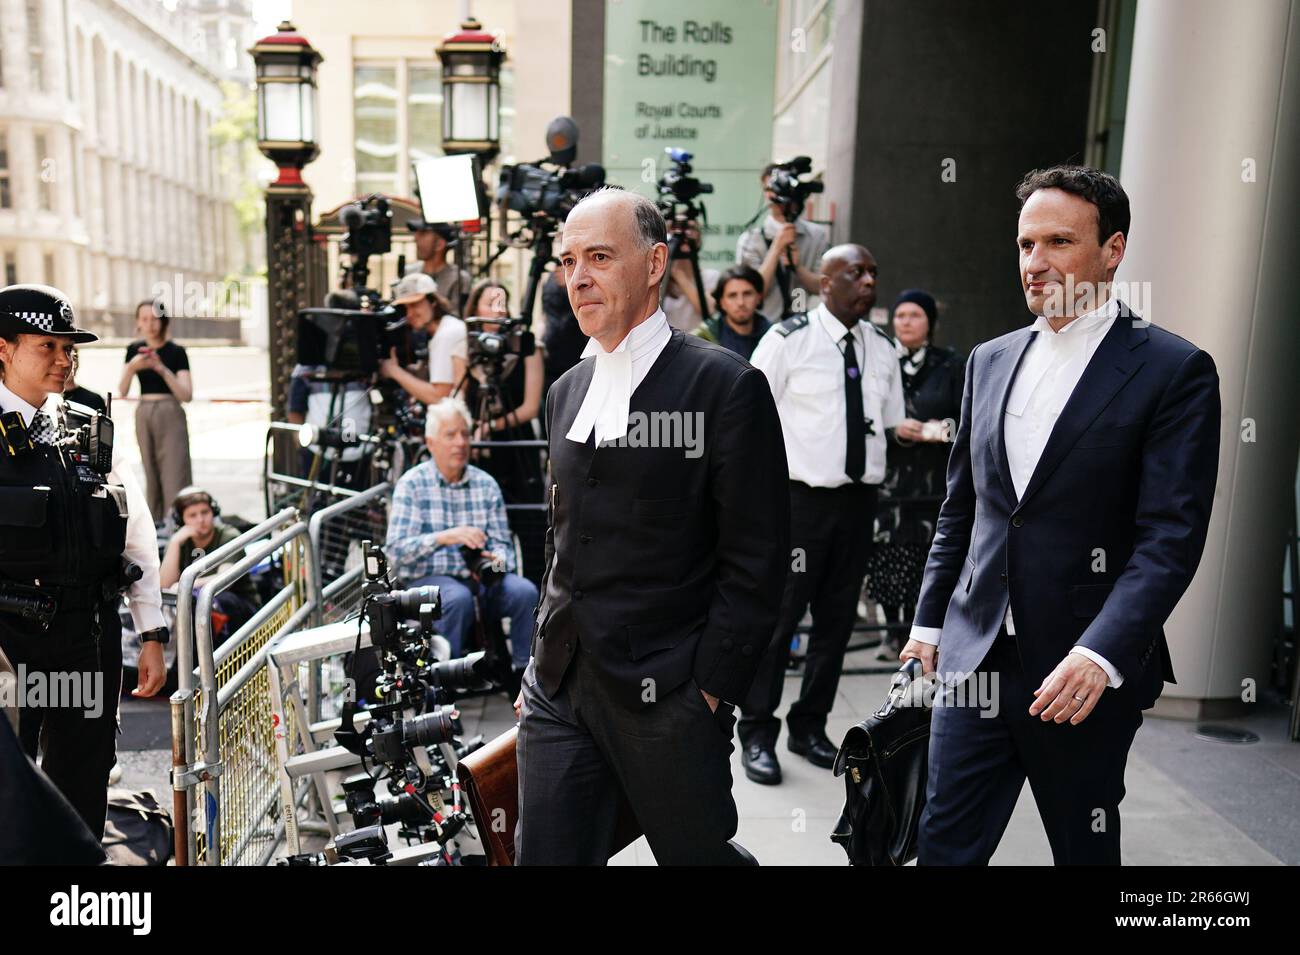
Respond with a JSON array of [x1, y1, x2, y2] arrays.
[[874, 658, 924, 720]]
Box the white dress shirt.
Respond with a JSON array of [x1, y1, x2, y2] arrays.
[[750, 304, 905, 487], [908, 297, 1122, 687], [0, 380, 165, 634], [566, 308, 673, 446]]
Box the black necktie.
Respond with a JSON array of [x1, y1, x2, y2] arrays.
[[843, 332, 865, 482]]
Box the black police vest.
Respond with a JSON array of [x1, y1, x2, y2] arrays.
[[0, 440, 127, 595]]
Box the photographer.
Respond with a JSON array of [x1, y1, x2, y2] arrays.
[[407, 219, 470, 315], [736, 163, 830, 319], [660, 218, 719, 332], [0, 284, 167, 840], [384, 397, 537, 675], [159, 487, 260, 649], [378, 272, 467, 406]]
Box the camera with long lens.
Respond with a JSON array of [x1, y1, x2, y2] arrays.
[[327, 542, 498, 854], [656, 147, 713, 219], [766, 155, 824, 221]]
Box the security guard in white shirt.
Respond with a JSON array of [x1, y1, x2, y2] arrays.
[[740, 245, 905, 784], [0, 285, 167, 840]]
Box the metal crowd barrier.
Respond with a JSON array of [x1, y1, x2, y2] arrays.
[[170, 507, 320, 866], [305, 482, 392, 723]]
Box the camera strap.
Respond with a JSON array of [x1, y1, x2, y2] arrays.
[[764, 234, 796, 318]]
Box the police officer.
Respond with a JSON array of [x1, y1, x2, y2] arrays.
[[0, 285, 167, 840], [740, 245, 905, 784]]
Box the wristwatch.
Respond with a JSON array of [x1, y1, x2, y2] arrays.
[[139, 626, 170, 646]]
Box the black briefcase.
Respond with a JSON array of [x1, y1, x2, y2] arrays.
[[831, 658, 932, 866]]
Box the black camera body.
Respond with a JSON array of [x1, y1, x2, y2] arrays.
[[296, 303, 414, 380], [767, 155, 825, 221], [459, 545, 505, 588], [466, 318, 535, 367], [657, 147, 713, 217], [340, 195, 393, 268], [497, 161, 606, 222]]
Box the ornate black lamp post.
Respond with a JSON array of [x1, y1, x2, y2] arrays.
[[435, 17, 504, 163], [251, 20, 322, 421]]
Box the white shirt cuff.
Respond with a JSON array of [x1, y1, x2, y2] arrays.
[[908, 625, 942, 647], [1069, 646, 1124, 688]]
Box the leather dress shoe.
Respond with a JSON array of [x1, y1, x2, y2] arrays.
[[786, 732, 838, 769], [742, 742, 782, 785]]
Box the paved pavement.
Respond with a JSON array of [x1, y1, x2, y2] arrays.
[[98, 344, 1299, 865]]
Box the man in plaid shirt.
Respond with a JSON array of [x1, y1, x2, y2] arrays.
[[385, 397, 538, 672]]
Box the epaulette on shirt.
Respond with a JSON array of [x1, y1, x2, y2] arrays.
[[868, 322, 895, 344], [774, 313, 810, 337]]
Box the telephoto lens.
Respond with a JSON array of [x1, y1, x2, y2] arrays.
[[402, 704, 462, 748], [394, 585, 441, 620], [427, 650, 490, 693]]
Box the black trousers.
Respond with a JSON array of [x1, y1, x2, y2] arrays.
[[0, 607, 122, 841], [917, 629, 1143, 865], [515, 643, 749, 865], [740, 481, 877, 747]]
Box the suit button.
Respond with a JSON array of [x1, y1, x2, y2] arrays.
[[721, 638, 734, 651], [573, 590, 584, 600], [741, 645, 753, 657], [1011, 516, 1024, 528], [586, 477, 599, 487], [1000, 572, 1007, 584], [580, 534, 592, 544]]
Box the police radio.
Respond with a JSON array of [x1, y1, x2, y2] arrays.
[[61, 395, 115, 475]]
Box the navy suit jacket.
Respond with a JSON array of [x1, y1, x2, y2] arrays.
[[913, 305, 1220, 709]]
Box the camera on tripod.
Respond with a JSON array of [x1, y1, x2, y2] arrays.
[[295, 195, 413, 382], [766, 155, 824, 221], [656, 147, 713, 219], [466, 318, 535, 367], [496, 115, 606, 223]]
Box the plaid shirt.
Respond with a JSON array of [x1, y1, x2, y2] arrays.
[[385, 462, 515, 582]]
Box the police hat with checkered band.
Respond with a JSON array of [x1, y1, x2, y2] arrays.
[[0, 284, 98, 343]]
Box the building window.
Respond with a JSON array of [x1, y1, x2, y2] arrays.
[[26, 0, 44, 92], [407, 64, 442, 196], [0, 133, 10, 209], [3, 252, 16, 286], [43, 253, 56, 286], [354, 64, 399, 195], [34, 133, 52, 210]]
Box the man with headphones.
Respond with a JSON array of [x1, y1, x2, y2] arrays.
[[0, 284, 167, 840], [160, 487, 259, 647]]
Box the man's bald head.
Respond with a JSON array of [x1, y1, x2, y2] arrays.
[[818, 243, 879, 325], [567, 187, 667, 251], [559, 187, 669, 349]]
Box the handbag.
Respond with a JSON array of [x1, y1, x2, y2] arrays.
[[830, 658, 932, 865]]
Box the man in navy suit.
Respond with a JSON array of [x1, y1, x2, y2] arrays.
[[902, 165, 1220, 865]]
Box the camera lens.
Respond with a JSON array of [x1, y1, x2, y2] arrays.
[[403, 705, 461, 748]]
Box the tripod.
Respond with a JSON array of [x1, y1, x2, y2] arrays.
[[658, 219, 711, 320]]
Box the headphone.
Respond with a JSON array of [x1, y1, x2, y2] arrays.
[[170, 486, 220, 527]]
